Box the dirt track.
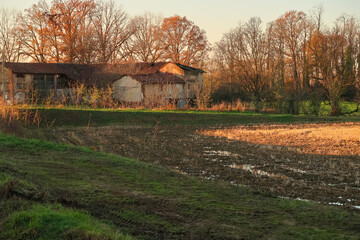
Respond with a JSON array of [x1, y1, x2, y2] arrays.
[[53, 123, 360, 210]]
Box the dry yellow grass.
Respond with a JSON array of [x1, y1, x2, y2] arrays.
[[201, 123, 360, 156], [241, 125, 360, 142]]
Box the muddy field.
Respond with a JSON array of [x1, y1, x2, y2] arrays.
[[53, 122, 360, 210]]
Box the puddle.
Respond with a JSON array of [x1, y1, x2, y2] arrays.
[[203, 150, 237, 157], [229, 164, 288, 179], [280, 196, 360, 210], [204, 157, 224, 163], [175, 166, 219, 181], [279, 196, 318, 203], [329, 202, 344, 206], [296, 197, 310, 202], [204, 174, 219, 180], [285, 167, 307, 174]]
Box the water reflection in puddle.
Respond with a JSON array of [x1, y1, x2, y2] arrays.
[[329, 202, 344, 206], [200, 148, 360, 210]]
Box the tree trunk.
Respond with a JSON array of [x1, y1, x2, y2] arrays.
[[330, 99, 342, 116], [253, 95, 262, 112]]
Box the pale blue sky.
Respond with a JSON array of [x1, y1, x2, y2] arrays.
[[1, 0, 359, 44]]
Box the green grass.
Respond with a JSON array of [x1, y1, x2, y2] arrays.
[[32, 107, 360, 128], [1, 133, 359, 239], [1, 204, 133, 240], [299, 101, 360, 116]]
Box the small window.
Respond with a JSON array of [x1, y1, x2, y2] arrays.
[[16, 78, 25, 90], [33, 74, 55, 89], [16, 74, 25, 89], [56, 74, 68, 88]]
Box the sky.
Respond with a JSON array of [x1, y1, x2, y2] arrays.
[[1, 0, 360, 44]]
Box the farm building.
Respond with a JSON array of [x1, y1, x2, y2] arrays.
[[0, 62, 205, 107]]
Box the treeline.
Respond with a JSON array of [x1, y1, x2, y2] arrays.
[[211, 8, 360, 115], [0, 0, 209, 66], [1, 1, 360, 115]]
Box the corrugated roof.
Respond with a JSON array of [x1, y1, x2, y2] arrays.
[[4, 62, 95, 81], [130, 73, 185, 84], [4, 62, 170, 76], [175, 63, 206, 73], [101, 62, 169, 75], [3, 62, 202, 86]]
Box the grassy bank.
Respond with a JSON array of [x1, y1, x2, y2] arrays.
[[33, 107, 360, 128], [1, 133, 359, 239]]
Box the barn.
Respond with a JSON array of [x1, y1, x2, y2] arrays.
[[0, 62, 205, 107]]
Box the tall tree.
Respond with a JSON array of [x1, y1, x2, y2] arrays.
[[266, 21, 286, 88], [49, 0, 96, 63], [93, 0, 134, 63], [16, 0, 51, 62], [215, 18, 271, 111], [273, 11, 307, 91], [239, 17, 271, 111], [0, 8, 23, 62], [309, 5, 324, 80], [130, 13, 163, 62], [215, 26, 243, 101], [159, 15, 209, 66], [307, 24, 356, 115]]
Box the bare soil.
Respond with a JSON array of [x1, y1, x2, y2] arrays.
[[53, 122, 360, 209]]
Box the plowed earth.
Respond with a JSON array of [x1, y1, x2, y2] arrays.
[[53, 122, 360, 209]]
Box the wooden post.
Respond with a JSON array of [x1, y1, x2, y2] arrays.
[[2, 47, 5, 97], [44, 74, 47, 99], [9, 70, 14, 104], [54, 74, 58, 101], [141, 83, 145, 106]]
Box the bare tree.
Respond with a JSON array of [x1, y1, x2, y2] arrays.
[[93, 0, 134, 63], [0, 8, 23, 62], [130, 12, 164, 62], [309, 5, 325, 81], [308, 16, 359, 115], [215, 26, 243, 101], [311, 4, 324, 33], [16, 0, 51, 63], [266, 21, 286, 88], [273, 11, 307, 92], [215, 18, 271, 111], [76, 4, 97, 64]]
